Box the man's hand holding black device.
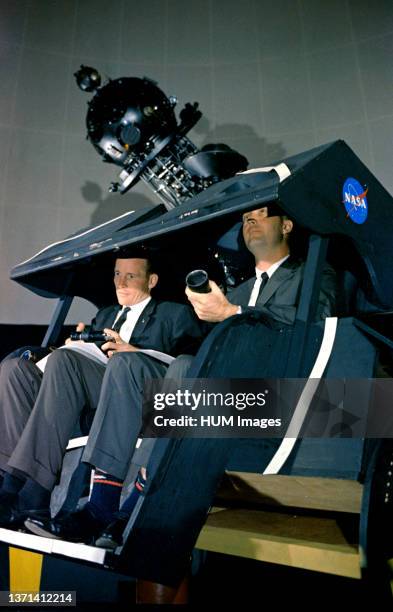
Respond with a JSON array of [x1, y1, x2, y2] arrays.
[[185, 269, 239, 322]]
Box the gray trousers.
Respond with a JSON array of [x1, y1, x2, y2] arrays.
[[2, 349, 166, 490], [83, 353, 194, 479], [82, 352, 168, 480], [0, 356, 42, 473]]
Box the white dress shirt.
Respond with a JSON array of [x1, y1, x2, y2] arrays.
[[247, 254, 290, 307], [113, 297, 151, 342]]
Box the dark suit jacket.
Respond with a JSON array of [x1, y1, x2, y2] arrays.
[[90, 299, 206, 357], [229, 258, 337, 325]]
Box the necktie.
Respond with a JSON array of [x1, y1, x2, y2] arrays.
[[248, 272, 269, 307], [112, 307, 131, 333]]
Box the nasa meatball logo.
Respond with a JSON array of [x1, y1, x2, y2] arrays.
[[342, 177, 368, 224]]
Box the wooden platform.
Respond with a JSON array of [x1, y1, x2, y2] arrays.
[[0, 474, 364, 582], [218, 473, 363, 513], [195, 474, 363, 579]]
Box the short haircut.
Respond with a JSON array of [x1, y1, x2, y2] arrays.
[[114, 248, 157, 276]]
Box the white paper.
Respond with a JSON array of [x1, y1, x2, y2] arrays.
[[36, 342, 174, 373]]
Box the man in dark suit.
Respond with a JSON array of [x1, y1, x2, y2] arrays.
[[159, 205, 335, 388], [186, 205, 335, 324], [0, 255, 205, 527]]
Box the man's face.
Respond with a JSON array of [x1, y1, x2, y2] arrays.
[[114, 258, 156, 306], [242, 207, 286, 253]]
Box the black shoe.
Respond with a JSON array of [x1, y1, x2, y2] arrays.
[[0, 494, 23, 528], [0, 507, 47, 530], [95, 514, 129, 550], [24, 506, 105, 544], [0, 508, 26, 529], [0, 498, 14, 526]]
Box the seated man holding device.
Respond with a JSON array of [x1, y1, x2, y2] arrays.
[[0, 252, 206, 528], [159, 204, 337, 382]]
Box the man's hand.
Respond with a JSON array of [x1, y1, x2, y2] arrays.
[[101, 328, 139, 358], [185, 281, 239, 322], [65, 322, 85, 345]]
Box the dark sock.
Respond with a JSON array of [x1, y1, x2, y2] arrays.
[[2, 473, 25, 495], [118, 470, 146, 518], [87, 469, 123, 524], [18, 478, 51, 511]]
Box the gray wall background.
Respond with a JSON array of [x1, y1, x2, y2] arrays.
[[1, 0, 392, 324]]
